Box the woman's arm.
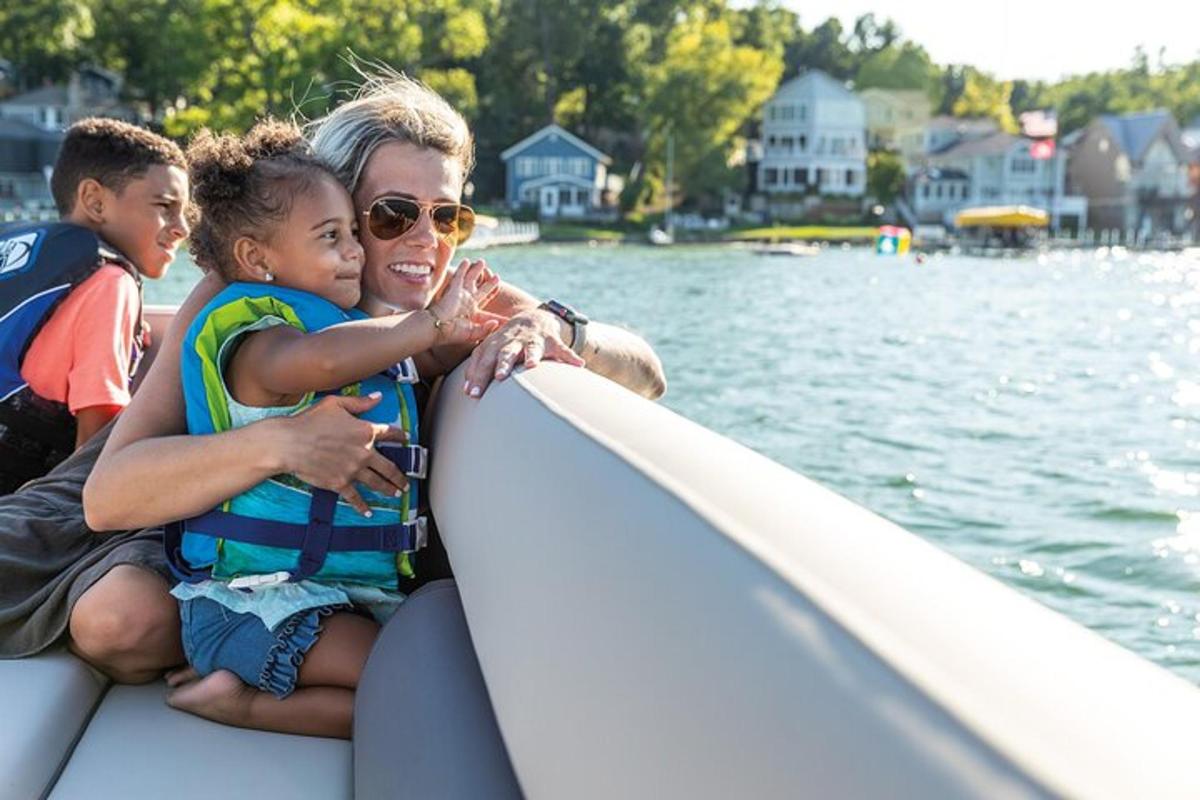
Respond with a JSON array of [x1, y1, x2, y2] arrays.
[[450, 282, 668, 400], [83, 273, 406, 530]]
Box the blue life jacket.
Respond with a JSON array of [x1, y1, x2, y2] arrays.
[[0, 221, 144, 493], [166, 282, 428, 588]]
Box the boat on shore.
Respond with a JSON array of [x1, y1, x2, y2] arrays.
[[6, 307, 1200, 798]]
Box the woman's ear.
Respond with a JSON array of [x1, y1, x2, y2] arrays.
[[232, 236, 273, 282], [74, 179, 108, 225]]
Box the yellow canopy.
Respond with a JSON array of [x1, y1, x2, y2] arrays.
[[954, 206, 1049, 229]]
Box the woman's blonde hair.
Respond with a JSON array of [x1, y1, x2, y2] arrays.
[[308, 64, 474, 195]]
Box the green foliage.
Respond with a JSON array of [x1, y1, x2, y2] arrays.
[[855, 41, 941, 106], [0, 0, 93, 87], [10, 0, 1200, 212], [867, 151, 905, 202], [952, 68, 1018, 132], [640, 10, 783, 204]]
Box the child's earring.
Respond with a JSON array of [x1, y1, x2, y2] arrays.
[[264, 271, 274, 282]]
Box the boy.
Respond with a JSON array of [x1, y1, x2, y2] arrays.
[[0, 117, 189, 493]]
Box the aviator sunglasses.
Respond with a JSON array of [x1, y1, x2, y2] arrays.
[[363, 196, 475, 245]]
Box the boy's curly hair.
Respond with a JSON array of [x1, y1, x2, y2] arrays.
[[50, 118, 187, 215], [186, 118, 337, 279]]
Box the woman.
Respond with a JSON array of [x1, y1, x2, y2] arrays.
[[1, 71, 663, 790]]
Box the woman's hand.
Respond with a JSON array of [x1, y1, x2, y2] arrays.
[[281, 393, 410, 516], [461, 308, 586, 398], [429, 258, 504, 346]]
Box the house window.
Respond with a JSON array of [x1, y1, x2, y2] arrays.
[[794, 168, 807, 186], [559, 188, 571, 204], [816, 168, 827, 186], [767, 135, 777, 148], [935, 184, 943, 198], [574, 158, 591, 176], [576, 189, 589, 205], [781, 136, 794, 151], [922, 184, 931, 198], [781, 105, 794, 121], [1011, 157, 1036, 174], [832, 138, 845, 155], [764, 168, 779, 186], [799, 105, 807, 121], [769, 106, 777, 121], [845, 170, 855, 187], [516, 157, 534, 178], [799, 135, 807, 152]]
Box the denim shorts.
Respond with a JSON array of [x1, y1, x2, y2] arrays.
[[179, 596, 341, 699]]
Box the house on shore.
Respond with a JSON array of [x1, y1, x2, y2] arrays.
[[911, 129, 1086, 231], [1182, 115, 1200, 237], [860, 88, 930, 165], [0, 67, 141, 210], [1065, 110, 1193, 237], [500, 124, 613, 219], [756, 70, 867, 201]]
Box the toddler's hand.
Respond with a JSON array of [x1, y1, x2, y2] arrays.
[[430, 259, 502, 345]]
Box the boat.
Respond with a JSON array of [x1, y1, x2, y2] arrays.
[[751, 242, 819, 257], [953, 205, 1050, 229], [7, 308, 1200, 798], [954, 206, 1049, 252]]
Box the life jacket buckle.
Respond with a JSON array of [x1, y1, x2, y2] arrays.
[[227, 571, 291, 590], [377, 442, 428, 480]]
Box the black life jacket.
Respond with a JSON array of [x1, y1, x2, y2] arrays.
[[0, 221, 145, 493]]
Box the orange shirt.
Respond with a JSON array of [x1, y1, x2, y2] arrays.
[[20, 264, 143, 413]]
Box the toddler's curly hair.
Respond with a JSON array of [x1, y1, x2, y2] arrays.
[[187, 119, 337, 279]]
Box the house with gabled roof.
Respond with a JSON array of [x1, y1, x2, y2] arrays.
[[911, 130, 1086, 230], [756, 70, 866, 198], [0, 66, 142, 210], [500, 124, 613, 219], [1066, 110, 1192, 236]]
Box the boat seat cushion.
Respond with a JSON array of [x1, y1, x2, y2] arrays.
[[0, 650, 107, 800], [49, 681, 351, 799]]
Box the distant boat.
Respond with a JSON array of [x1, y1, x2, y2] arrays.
[[954, 205, 1049, 229], [648, 227, 674, 246], [752, 242, 819, 257]]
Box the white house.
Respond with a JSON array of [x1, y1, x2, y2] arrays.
[[757, 70, 866, 198], [913, 131, 1086, 230], [923, 116, 999, 156]]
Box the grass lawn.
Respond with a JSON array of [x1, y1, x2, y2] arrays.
[[725, 226, 879, 242], [539, 223, 628, 242]]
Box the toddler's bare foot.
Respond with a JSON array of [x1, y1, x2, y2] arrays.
[[166, 669, 256, 727], [165, 665, 198, 688]]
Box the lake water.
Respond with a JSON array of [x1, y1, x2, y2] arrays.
[[149, 243, 1200, 683]]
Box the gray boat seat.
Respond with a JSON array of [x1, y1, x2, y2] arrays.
[[48, 681, 351, 799], [0, 650, 106, 800]]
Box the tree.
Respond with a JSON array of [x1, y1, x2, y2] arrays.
[[855, 41, 941, 105], [640, 9, 782, 205], [0, 0, 93, 88], [785, 17, 853, 81], [867, 151, 905, 203], [951, 68, 1017, 132]]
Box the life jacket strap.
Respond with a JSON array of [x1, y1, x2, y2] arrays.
[[377, 442, 428, 479], [165, 506, 428, 584]]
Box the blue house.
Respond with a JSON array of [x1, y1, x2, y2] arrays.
[[500, 124, 612, 218]]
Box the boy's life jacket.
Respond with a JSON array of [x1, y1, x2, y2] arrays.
[[166, 282, 428, 589], [0, 222, 145, 493]]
